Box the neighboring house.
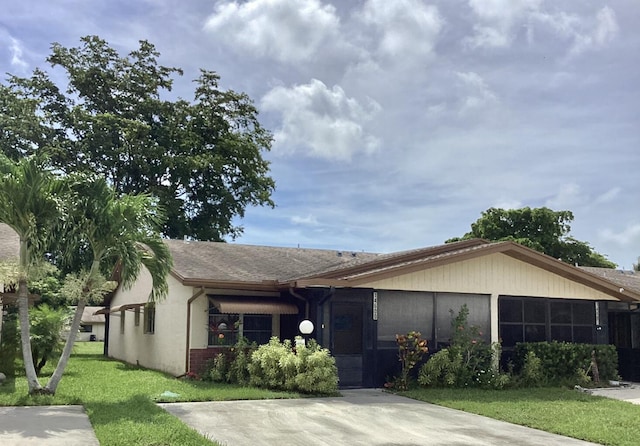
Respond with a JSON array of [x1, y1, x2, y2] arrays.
[[0, 224, 22, 347], [579, 267, 640, 380], [63, 306, 106, 342], [101, 238, 640, 387]]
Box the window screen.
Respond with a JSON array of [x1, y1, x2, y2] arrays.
[[376, 291, 433, 342], [435, 293, 490, 346]]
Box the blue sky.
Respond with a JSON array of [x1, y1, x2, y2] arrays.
[[2, 0, 639, 267]]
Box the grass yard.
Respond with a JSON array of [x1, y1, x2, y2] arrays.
[[400, 387, 640, 446], [0, 342, 299, 446]]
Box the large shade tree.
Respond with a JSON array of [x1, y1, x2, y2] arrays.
[[448, 207, 616, 268], [1, 35, 275, 241], [0, 155, 64, 393]]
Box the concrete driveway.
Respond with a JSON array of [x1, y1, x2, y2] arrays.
[[160, 389, 599, 446]]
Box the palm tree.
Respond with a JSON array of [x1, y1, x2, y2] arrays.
[[0, 155, 63, 394], [44, 175, 172, 394]]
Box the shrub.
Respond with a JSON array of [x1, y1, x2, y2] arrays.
[[293, 340, 338, 394], [390, 331, 428, 391], [0, 308, 19, 377], [248, 337, 292, 389], [29, 304, 71, 374], [513, 342, 618, 385], [418, 348, 462, 387], [518, 351, 544, 387], [248, 337, 339, 394], [226, 339, 256, 385], [419, 304, 506, 388], [205, 353, 229, 382]]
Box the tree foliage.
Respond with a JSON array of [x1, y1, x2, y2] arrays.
[[29, 304, 71, 375], [2, 35, 275, 241], [0, 154, 65, 393], [448, 207, 616, 268], [44, 174, 173, 394]]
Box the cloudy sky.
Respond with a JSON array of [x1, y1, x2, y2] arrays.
[[2, 0, 639, 267]]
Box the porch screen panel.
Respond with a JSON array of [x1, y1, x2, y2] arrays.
[[499, 296, 597, 348], [435, 293, 490, 347], [376, 291, 433, 343]]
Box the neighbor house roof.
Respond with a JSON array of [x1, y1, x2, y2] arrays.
[[164, 238, 639, 302], [579, 267, 640, 295], [0, 223, 19, 262], [81, 306, 107, 324]]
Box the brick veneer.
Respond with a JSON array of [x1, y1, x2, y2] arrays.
[[189, 347, 227, 374]]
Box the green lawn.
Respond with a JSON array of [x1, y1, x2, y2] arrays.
[[4, 344, 640, 446], [0, 342, 298, 446], [400, 387, 640, 446]]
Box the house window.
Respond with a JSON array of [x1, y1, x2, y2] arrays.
[[499, 297, 595, 348], [134, 307, 140, 327], [120, 310, 125, 334], [209, 306, 239, 346], [80, 324, 93, 333], [243, 315, 273, 345], [208, 304, 273, 346], [144, 303, 155, 334]]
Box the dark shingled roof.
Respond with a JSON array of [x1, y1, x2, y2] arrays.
[[164, 239, 380, 283], [580, 267, 640, 295]]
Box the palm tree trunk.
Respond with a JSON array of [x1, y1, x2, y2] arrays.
[[18, 278, 42, 393], [45, 299, 86, 394]]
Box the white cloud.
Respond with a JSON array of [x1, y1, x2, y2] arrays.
[[0, 29, 29, 71], [545, 183, 584, 210], [601, 224, 640, 247], [261, 79, 381, 161], [466, 0, 541, 48], [291, 214, 319, 226], [359, 0, 443, 59], [203, 0, 342, 64], [493, 199, 523, 210], [569, 6, 619, 56], [594, 187, 621, 204], [530, 7, 618, 57], [456, 71, 498, 113], [9, 37, 27, 70], [466, 2, 619, 56]]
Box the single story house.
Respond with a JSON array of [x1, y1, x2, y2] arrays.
[[63, 306, 106, 342], [101, 237, 640, 387]]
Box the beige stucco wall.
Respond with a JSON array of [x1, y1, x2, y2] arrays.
[[108, 271, 190, 376], [361, 253, 616, 344]]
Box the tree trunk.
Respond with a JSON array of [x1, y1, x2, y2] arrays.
[[18, 278, 42, 393], [45, 299, 86, 394]]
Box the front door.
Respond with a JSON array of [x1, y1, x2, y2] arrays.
[[332, 302, 364, 387]]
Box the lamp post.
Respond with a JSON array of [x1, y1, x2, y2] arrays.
[[298, 319, 314, 347]]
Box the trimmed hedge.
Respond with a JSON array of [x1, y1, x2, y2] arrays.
[[512, 342, 618, 384]]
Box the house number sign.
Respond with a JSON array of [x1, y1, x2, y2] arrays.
[[373, 291, 378, 320]]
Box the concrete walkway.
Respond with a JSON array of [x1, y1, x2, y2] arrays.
[[160, 389, 600, 446], [589, 382, 640, 404], [0, 405, 99, 446]]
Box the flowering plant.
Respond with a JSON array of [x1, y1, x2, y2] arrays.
[[389, 331, 428, 391]]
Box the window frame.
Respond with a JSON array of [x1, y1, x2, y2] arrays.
[[144, 303, 155, 334], [499, 296, 596, 348], [208, 301, 273, 346]]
